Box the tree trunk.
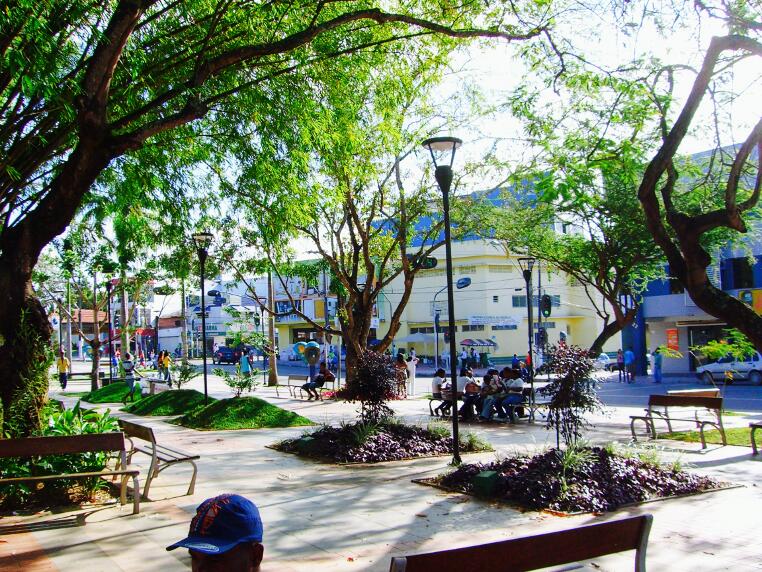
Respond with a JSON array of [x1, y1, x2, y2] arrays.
[[588, 320, 626, 356], [120, 270, 129, 360], [180, 278, 189, 365], [267, 272, 279, 386]]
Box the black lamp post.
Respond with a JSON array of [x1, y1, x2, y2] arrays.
[[105, 280, 114, 386], [422, 135, 463, 465], [518, 257, 536, 422], [193, 231, 214, 405]]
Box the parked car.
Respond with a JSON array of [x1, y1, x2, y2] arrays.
[[696, 352, 762, 385], [213, 346, 240, 365], [594, 353, 611, 370]]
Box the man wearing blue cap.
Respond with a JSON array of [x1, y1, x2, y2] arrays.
[[167, 493, 264, 571]]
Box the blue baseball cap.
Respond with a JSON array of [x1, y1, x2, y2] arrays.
[[166, 494, 263, 554]]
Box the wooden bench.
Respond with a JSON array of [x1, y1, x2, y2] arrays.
[[118, 419, 199, 500], [0, 432, 140, 514], [389, 514, 653, 572], [750, 422, 762, 455], [630, 395, 726, 449]]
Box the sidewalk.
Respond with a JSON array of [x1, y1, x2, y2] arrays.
[[3, 376, 762, 570]]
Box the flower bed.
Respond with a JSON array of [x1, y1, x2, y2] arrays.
[[273, 421, 492, 464], [422, 446, 725, 514]]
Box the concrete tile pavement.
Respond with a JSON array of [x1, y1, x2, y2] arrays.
[[3, 373, 762, 571]]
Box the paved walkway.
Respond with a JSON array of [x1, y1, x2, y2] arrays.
[[2, 371, 762, 571]]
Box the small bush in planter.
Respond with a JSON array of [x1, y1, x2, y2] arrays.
[[213, 367, 259, 397], [336, 350, 396, 423], [539, 344, 603, 448]]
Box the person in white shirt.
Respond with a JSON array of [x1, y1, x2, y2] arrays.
[[432, 369, 451, 417]]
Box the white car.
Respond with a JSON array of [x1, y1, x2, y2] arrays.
[[696, 352, 762, 385], [594, 353, 611, 370]]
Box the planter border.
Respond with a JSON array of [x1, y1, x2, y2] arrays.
[[413, 476, 742, 516]]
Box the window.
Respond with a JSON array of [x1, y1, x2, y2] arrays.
[[512, 295, 526, 307], [731, 257, 754, 289], [419, 268, 445, 277], [459, 265, 477, 274], [462, 324, 485, 332], [492, 324, 518, 330], [550, 295, 561, 307], [488, 265, 513, 274], [492, 295, 499, 303], [410, 327, 435, 334]]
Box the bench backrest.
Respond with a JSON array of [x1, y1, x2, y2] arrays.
[[0, 432, 127, 458], [389, 515, 653, 572], [648, 394, 723, 410], [288, 375, 308, 383], [118, 419, 156, 444], [667, 388, 721, 398]]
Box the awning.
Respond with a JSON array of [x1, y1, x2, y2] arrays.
[[460, 338, 497, 347], [134, 327, 156, 336]]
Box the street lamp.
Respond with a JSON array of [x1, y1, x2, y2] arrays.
[[105, 280, 114, 386], [193, 230, 214, 405], [422, 135, 462, 465], [518, 257, 536, 422]]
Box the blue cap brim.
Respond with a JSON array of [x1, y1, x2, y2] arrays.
[[166, 535, 239, 554]]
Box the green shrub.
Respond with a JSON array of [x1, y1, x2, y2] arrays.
[[214, 367, 258, 397], [0, 402, 119, 509], [427, 421, 452, 439], [172, 363, 201, 388]]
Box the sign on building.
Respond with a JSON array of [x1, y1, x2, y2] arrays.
[[468, 316, 521, 326]]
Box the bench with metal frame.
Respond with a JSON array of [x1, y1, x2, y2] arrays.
[[389, 514, 653, 572], [118, 419, 198, 500], [275, 375, 309, 398], [630, 394, 726, 449], [0, 432, 140, 514]]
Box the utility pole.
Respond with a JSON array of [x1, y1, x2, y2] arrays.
[[267, 271, 279, 386]]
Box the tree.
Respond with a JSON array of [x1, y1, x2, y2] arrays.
[[0, 0, 551, 432], [483, 169, 665, 355], [637, 32, 762, 349], [493, 1, 760, 351], [221, 50, 481, 378]]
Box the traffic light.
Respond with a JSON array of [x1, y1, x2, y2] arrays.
[[541, 294, 552, 318], [114, 314, 120, 329], [538, 327, 548, 346]]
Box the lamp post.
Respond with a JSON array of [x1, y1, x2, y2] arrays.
[[422, 135, 462, 465], [105, 280, 114, 386], [193, 231, 214, 405], [518, 257, 536, 422]]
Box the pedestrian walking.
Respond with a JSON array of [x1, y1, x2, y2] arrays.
[[56, 349, 70, 389], [616, 349, 625, 382], [624, 347, 636, 383], [653, 348, 663, 383]]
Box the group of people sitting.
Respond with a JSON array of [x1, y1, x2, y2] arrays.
[[431, 364, 531, 423]]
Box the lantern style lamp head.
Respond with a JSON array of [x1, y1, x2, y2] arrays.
[[518, 257, 536, 281], [192, 230, 213, 252], [421, 136, 462, 169]]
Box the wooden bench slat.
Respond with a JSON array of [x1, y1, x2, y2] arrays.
[[0, 469, 138, 484], [0, 433, 126, 457], [391, 515, 652, 572]]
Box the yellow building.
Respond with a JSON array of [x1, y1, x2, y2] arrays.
[[376, 238, 606, 364]]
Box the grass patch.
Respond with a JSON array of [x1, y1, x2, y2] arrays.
[[80, 382, 140, 403], [171, 396, 313, 430], [661, 426, 752, 447], [123, 389, 212, 416], [60, 392, 88, 398]]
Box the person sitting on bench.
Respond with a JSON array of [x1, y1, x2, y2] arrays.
[[431, 369, 450, 416], [500, 367, 525, 423], [302, 362, 335, 400]]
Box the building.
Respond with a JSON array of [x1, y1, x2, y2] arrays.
[[640, 232, 762, 376], [377, 237, 607, 365]]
